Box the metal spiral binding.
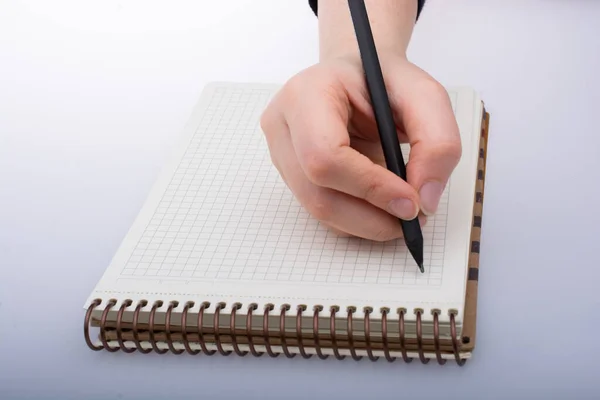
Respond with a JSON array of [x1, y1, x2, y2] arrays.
[[84, 298, 468, 366]]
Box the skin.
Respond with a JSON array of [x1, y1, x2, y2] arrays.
[[260, 0, 461, 241]]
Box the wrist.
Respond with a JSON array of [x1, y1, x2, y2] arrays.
[[317, 0, 417, 62]]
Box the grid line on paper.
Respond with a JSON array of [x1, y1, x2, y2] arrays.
[[122, 90, 224, 277], [172, 89, 232, 279], [206, 89, 257, 280], [222, 94, 266, 280], [118, 85, 453, 288], [168, 91, 233, 278]]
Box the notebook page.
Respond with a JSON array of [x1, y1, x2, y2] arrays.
[[85, 82, 481, 323]]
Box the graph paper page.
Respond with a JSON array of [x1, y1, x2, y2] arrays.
[[86, 82, 482, 318]]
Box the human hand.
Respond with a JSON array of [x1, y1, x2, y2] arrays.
[[260, 55, 461, 241]]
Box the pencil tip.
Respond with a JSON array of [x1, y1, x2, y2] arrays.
[[418, 263, 424, 273]]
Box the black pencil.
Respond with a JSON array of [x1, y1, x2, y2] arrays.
[[347, 0, 425, 273]]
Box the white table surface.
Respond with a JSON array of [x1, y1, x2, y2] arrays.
[[1, 0, 599, 399]]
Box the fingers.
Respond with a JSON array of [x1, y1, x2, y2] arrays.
[[391, 78, 462, 215], [281, 73, 421, 221], [261, 95, 415, 241]]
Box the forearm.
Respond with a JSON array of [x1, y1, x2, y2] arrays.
[[316, 0, 419, 61]]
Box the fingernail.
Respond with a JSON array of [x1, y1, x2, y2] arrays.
[[419, 181, 444, 215], [387, 198, 418, 220]]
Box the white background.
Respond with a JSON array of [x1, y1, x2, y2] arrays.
[[1, 0, 599, 399]]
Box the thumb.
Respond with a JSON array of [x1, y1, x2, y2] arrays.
[[394, 80, 462, 215]]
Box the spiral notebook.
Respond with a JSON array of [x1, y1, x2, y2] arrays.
[[83, 81, 490, 365]]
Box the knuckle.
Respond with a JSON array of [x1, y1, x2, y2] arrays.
[[259, 114, 274, 143], [282, 72, 308, 101], [304, 191, 335, 222], [259, 99, 282, 139], [361, 173, 383, 202], [259, 110, 280, 165], [259, 108, 273, 134], [438, 138, 462, 165], [302, 150, 335, 186], [420, 77, 448, 98]]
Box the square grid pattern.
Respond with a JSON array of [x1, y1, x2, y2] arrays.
[[120, 86, 449, 287]]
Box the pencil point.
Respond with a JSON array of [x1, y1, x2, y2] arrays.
[[405, 234, 424, 273]]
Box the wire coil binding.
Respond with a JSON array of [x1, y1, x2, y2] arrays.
[[84, 298, 468, 366]]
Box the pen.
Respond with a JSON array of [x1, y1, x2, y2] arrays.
[[347, 0, 425, 272]]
